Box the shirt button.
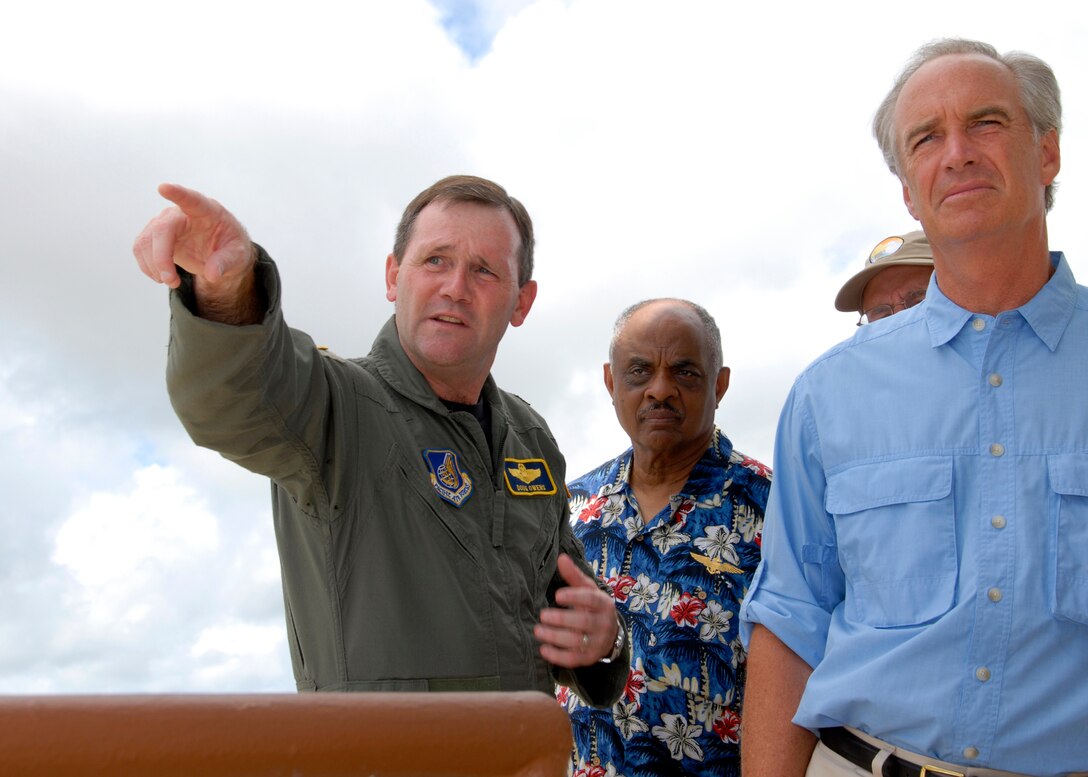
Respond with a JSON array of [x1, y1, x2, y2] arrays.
[[987, 587, 1003, 603], [976, 666, 991, 682], [990, 443, 1005, 457], [972, 318, 986, 331], [991, 515, 1007, 529], [964, 746, 980, 760], [988, 373, 1003, 387]]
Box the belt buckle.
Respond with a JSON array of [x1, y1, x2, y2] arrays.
[[919, 767, 965, 777]]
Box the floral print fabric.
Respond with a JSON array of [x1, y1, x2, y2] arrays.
[[557, 429, 769, 777]]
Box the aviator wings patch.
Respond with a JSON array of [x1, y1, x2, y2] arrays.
[[690, 552, 744, 575], [503, 458, 557, 496]]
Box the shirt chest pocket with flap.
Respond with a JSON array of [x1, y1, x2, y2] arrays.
[[1048, 453, 1088, 626], [825, 456, 956, 628]]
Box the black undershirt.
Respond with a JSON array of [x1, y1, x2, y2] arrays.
[[441, 397, 493, 457]]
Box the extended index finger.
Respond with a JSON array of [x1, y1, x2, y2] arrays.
[[157, 182, 220, 220]]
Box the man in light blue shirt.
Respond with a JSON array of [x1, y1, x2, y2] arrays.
[[740, 38, 1088, 777]]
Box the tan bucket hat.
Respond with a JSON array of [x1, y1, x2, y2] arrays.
[[835, 230, 934, 312]]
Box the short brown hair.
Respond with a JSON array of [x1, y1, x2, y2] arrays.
[[392, 175, 535, 285]]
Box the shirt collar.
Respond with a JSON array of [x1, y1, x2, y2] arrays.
[[370, 315, 503, 414], [925, 251, 1075, 352], [596, 450, 633, 497], [1019, 252, 1076, 352]]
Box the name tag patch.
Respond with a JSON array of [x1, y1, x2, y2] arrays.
[[503, 458, 557, 496], [422, 449, 473, 507]]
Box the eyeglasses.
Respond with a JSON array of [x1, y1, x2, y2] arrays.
[[858, 288, 927, 326]]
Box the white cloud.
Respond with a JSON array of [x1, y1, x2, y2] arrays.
[[53, 465, 218, 593], [2, 0, 1086, 693], [191, 621, 284, 659], [190, 621, 286, 687], [0, 1, 459, 113]]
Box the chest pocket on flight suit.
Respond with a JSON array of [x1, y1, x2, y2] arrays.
[[825, 456, 956, 628], [1048, 454, 1088, 625]]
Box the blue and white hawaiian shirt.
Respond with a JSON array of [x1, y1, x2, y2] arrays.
[[557, 428, 769, 777]]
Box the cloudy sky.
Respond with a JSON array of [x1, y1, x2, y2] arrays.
[[2, 0, 1085, 693]]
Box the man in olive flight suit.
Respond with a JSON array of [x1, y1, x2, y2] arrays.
[[133, 176, 628, 703]]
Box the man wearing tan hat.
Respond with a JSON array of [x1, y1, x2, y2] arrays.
[[835, 231, 934, 325]]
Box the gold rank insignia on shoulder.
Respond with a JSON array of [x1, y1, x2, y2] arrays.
[[316, 345, 346, 363], [503, 458, 557, 496], [422, 449, 473, 507]]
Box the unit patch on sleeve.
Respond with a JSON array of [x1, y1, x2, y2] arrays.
[[503, 458, 557, 496], [422, 449, 473, 507]]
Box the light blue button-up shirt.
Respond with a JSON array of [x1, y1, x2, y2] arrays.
[[741, 254, 1088, 776]]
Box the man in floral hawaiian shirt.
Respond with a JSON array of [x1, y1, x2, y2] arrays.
[[557, 299, 770, 777]]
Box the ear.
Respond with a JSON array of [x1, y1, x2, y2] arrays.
[[715, 367, 730, 405], [603, 362, 615, 398], [510, 279, 538, 327], [385, 253, 399, 302], [901, 178, 920, 221], [1040, 128, 1061, 187]]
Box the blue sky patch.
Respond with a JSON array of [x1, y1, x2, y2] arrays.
[[430, 0, 530, 62]]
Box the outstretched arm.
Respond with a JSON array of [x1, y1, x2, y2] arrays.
[[133, 183, 262, 325]]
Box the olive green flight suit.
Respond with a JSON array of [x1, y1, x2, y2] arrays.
[[166, 252, 625, 706]]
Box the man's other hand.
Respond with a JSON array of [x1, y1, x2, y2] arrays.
[[535, 553, 621, 668]]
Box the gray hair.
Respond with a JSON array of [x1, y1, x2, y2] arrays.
[[872, 38, 1062, 211], [610, 298, 724, 374]]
